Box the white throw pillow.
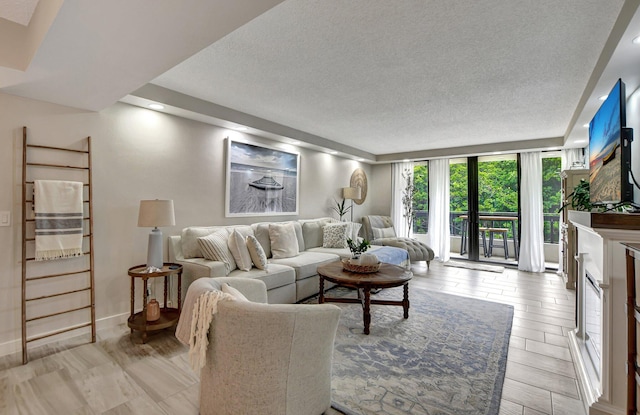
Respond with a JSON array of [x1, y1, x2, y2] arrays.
[[323, 222, 349, 248], [221, 283, 249, 302], [373, 226, 396, 239], [228, 229, 253, 271], [198, 229, 237, 275], [269, 223, 299, 259], [246, 235, 268, 270], [346, 222, 362, 242], [181, 226, 219, 258]]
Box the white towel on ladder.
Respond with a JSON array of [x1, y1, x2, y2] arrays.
[[34, 180, 84, 260]]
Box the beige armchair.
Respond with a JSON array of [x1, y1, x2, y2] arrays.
[[361, 215, 434, 267], [193, 278, 341, 415]]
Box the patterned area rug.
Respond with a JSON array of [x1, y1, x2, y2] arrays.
[[317, 286, 513, 415]]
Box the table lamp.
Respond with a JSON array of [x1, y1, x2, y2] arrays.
[[342, 187, 361, 222], [138, 199, 175, 271]]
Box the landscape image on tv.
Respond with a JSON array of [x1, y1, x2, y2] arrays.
[[589, 80, 623, 204]]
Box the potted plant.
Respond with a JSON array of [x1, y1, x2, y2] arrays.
[[331, 198, 351, 221], [347, 238, 370, 259], [558, 179, 592, 212]]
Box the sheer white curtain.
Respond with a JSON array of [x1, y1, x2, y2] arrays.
[[391, 161, 413, 238], [428, 159, 450, 261], [519, 152, 546, 272], [561, 148, 585, 170]]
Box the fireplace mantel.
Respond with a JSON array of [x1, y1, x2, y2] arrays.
[[569, 210, 640, 231], [568, 211, 640, 415]]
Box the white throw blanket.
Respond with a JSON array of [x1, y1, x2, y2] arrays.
[[175, 279, 234, 371], [34, 180, 84, 261]]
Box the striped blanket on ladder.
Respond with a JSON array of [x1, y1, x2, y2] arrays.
[[34, 180, 84, 260]]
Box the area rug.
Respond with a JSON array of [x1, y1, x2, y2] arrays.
[[443, 260, 505, 273], [319, 286, 513, 415]]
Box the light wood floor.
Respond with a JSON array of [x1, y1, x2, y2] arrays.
[[413, 261, 584, 415], [0, 261, 583, 415]]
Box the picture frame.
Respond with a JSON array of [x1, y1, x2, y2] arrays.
[[225, 139, 300, 217]]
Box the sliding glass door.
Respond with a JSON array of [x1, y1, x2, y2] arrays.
[[477, 155, 519, 265], [414, 152, 561, 268], [450, 159, 469, 257], [454, 155, 520, 265]]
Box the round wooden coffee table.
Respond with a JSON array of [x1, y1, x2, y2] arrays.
[[317, 261, 412, 334]]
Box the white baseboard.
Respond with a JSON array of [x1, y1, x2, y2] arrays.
[[0, 312, 129, 358]]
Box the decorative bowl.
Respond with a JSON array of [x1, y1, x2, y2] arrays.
[[342, 258, 381, 273]]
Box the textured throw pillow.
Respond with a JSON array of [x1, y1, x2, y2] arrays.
[[221, 283, 249, 302], [323, 222, 349, 248], [198, 229, 237, 275], [246, 235, 268, 270], [269, 223, 299, 259], [373, 226, 396, 239], [228, 229, 253, 271]]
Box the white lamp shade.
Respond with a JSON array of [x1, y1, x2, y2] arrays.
[[342, 187, 361, 200], [138, 200, 175, 228]]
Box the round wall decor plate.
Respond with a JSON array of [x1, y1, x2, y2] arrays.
[[350, 168, 367, 205]]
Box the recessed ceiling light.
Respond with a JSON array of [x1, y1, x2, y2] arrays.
[[575, 139, 587, 144], [148, 103, 164, 110], [402, 159, 410, 162], [290, 140, 300, 145], [633, 35, 640, 44], [583, 123, 589, 128], [234, 126, 248, 131], [356, 158, 365, 162], [328, 151, 338, 155], [598, 95, 608, 101]]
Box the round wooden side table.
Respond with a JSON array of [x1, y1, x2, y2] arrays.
[[127, 263, 183, 343]]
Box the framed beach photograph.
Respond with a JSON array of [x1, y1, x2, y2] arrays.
[[225, 139, 300, 217]]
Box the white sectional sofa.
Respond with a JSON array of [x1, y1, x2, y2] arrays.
[[168, 217, 409, 304]]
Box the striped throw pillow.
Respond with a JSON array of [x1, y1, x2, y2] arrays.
[[198, 229, 236, 275]]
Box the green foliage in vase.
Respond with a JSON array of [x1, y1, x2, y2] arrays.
[[347, 238, 370, 255], [558, 179, 592, 212], [331, 198, 351, 220]]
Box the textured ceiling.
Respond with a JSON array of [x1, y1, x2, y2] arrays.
[[0, 0, 635, 160], [152, 0, 625, 155], [0, 0, 39, 26]]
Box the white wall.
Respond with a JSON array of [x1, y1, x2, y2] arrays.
[[0, 93, 376, 355]]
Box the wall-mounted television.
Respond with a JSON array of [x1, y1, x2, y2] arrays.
[[588, 78, 634, 205]]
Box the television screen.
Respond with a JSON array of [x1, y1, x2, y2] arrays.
[[589, 78, 632, 204]]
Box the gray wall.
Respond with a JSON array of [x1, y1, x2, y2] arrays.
[[369, 163, 392, 216], [0, 93, 381, 355]]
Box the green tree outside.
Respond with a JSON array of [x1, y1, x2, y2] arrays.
[[413, 156, 561, 243], [413, 164, 428, 233]]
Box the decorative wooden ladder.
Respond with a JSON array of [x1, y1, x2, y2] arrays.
[[21, 126, 96, 364]]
